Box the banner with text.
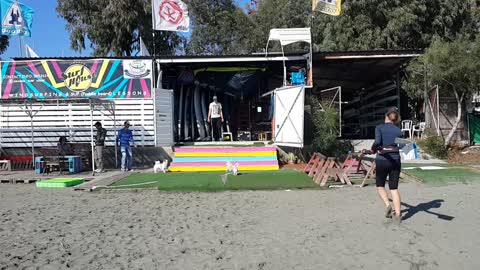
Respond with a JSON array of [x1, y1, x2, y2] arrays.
[[0, 0, 34, 36], [313, 0, 342, 16], [0, 59, 153, 99]]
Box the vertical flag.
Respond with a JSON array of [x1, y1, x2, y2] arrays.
[[152, 0, 190, 32], [0, 0, 34, 36], [312, 0, 342, 16], [25, 44, 39, 57], [139, 37, 150, 56]]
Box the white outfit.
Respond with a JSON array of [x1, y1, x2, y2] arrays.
[[209, 102, 222, 118]]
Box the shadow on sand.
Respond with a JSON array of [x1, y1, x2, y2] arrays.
[[400, 199, 455, 221]]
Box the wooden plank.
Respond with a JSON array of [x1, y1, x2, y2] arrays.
[[309, 158, 325, 178], [320, 159, 337, 186]]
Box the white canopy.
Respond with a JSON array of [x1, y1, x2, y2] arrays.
[[265, 28, 313, 86], [267, 28, 312, 46]]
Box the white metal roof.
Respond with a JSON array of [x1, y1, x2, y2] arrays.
[[268, 28, 312, 46]]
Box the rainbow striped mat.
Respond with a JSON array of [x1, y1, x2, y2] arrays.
[[169, 146, 279, 172]]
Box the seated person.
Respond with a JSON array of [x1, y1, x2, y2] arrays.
[[57, 136, 74, 156]]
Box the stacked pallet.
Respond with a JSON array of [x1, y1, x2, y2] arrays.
[[169, 146, 279, 172]]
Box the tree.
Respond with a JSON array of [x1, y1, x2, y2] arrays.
[[0, 36, 9, 56], [56, 0, 183, 56], [185, 0, 257, 55], [405, 37, 480, 147], [312, 0, 478, 51], [248, 0, 311, 52]]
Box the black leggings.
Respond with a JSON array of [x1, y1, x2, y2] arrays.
[[375, 157, 401, 190], [212, 118, 222, 141]]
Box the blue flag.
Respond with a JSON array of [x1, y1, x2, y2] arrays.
[[1, 0, 34, 37]]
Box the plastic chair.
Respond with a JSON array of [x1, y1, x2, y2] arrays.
[[401, 120, 413, 138], [412, 122, 426, 138]]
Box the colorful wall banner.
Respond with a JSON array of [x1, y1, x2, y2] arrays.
[[313, 0, 342, 16], [0, 59, 153, 99], [0, 0, 34, 37]]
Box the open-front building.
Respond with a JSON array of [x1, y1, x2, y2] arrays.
[[0, 50, 421, 166]]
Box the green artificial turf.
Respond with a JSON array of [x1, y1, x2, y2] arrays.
[[111, 170, 320, 191], [36, 178, 84, 188], [403, 168, 480, 185]]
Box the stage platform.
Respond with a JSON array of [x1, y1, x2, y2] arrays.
[[169, 145, 280, 172]]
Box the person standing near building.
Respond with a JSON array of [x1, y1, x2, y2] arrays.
[[116, 121, 134, 172], [371, 107, 403, 224], [93, 122, 107, 173], [208, 96, 224, 141]]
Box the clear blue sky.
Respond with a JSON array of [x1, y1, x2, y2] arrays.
[[1, 0, 253, 59]]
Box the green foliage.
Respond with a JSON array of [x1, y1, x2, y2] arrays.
[[312, 0, 478, 51], [56, 0, 183, 56], [186, 0, 258, 55], [55, 0, 480, 56], [417, 136, 448, 159], [404, 36, 480, 146], [0, 36, 9, 56], [307, 96, 351, 158], [247, 0, 311, 52]]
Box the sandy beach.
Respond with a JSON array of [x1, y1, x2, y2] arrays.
[[1, 182, 479, 270]]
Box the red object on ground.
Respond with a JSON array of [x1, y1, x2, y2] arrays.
[[342, 156, 360, 174], [1, 156, 33, 161]]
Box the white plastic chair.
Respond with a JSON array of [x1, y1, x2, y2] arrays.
[[412, 122, 426, 138], [401, 120, 413, 138]]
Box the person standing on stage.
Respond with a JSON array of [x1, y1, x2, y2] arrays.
[[208, 96, 224, 141]]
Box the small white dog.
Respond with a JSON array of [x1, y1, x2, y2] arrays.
[[226, 161, 239, 176], [154, 160, 168, 173]]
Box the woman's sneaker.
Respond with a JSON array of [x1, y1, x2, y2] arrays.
[[393, 215, 402, 225], [385, 205, 393, 218]]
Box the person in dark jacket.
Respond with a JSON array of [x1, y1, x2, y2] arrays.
[[116, 121, 134, 172], [94, 122, 107, 173], [57, 136, 73, 156], [372, 107, 403, 224]]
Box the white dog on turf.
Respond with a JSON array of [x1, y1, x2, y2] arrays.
[[226, 161, 239, 176], [154, 160, 169, 173]]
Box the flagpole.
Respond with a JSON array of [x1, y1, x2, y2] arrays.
[[151, 0, 157, 88], [18, 36, 23, 57]]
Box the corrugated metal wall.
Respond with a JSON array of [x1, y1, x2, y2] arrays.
[[154, 89, 174, 146]]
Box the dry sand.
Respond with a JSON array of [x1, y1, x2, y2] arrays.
[[1, 182, 479, 270]]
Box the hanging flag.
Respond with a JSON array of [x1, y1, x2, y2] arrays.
[[312, 0, 342, 16], [0, 0, 34, 36], [25, 44, 38, 57], [152, 0, 190, 32], [139, 37, 150, 56]]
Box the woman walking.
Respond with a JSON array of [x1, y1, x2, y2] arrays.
[[371, 107, 403, 224]]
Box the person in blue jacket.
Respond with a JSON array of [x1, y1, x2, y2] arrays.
[[116, 121, 134, 171], [371, 107, 403, 224]]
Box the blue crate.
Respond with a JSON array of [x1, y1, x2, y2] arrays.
[[65, 156, 82, 173], [290, 71, 305, 85], [35, 157, 45, 174]]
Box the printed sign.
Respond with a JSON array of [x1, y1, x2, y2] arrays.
[[153, 0, 190, 32], [313, 0, 342, 16], [123, 60, 152, 79], [0, 0, 34, 36], [0, 59, 153, 99]]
